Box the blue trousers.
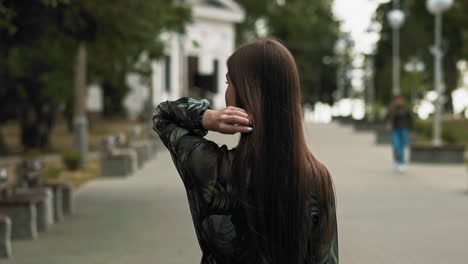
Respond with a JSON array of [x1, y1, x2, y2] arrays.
[[391, 128, 409, 165]]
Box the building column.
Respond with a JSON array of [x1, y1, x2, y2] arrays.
[[213, 56, 228, 109], [151, 60, 166, 105]]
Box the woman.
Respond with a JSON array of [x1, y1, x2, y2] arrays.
[[153, 38, 338, 264]]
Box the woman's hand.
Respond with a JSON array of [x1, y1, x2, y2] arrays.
[[202, 106, 253, 134]]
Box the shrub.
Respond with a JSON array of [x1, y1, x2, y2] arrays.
[[415, 121, 432, 138], [43, 167, 62, 180], [24, 149, 42, 159], [414, 118, 468, 145], [442, 129, 457, 144], [62, 151, 82, 171]]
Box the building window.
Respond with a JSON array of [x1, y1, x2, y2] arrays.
[[165, 55, 171, 93]]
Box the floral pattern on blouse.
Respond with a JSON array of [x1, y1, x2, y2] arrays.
[[153, 97, 339, 264]]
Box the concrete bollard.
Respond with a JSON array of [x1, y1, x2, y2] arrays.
[[0, 214, 12, 258]]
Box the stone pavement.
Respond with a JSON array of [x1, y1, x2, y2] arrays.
[[305, 123, 468, 264], [4, 122, 468, 264]]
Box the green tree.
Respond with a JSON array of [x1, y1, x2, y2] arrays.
[[234, 0, 273, 44], [235, 0, 341, 104], [374, 0, 465, 110], [0, 0, 190, 151], [0, 0, 75, 150]]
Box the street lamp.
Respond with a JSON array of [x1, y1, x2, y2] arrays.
[[404, 57, 426, 73], [364, 54, 376, 122], [426, 0, 453, 146], [387, 8, 405, 96], [364, 23, 380, 123], [334, 39, 347, 101], [404, 57, 426, 102]]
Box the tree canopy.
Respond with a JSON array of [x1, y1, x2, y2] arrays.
[[235, 0, 341, 104], [373, 0, 467, 109], [0, 0, 190, 151]]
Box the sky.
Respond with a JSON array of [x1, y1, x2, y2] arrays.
[[332, 0, 390, 92], [333, 0, 389, 54]]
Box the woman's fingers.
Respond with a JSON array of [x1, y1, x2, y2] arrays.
[[227, 106, 247, 113], [220, 124, 253, 134], [225, 109, 249, 119], [223, 115, 250, 126], [215, 107, 253, 134]]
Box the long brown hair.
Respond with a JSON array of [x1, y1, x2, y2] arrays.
[[228, 38, 336, 263]]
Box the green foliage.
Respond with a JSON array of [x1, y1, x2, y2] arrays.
[[414, 118, 468, 145], [235, 0, 340, 104], [62, 151, 82, 171], [0, 0, 190, 150], [442, 129, 457, 144], [373, 0, 466, 107], [234, 0, 272, 44], [401, 70, 426, 101], [370, 101, 387, 121], [24, 149, 43, 159], [43, 166, 62, 180]]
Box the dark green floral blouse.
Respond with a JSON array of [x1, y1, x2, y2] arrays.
[[153, 97, 338, 264]]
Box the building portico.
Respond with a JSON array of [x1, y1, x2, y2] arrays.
[[152, 0, 244, 109]]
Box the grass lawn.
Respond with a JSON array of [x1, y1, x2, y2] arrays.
[[42, 159, 100, 189]]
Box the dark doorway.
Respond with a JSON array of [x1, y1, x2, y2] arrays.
[[187, 56, 201, 98], [164, 55, 171, 93], [187, 56, 219, 102]]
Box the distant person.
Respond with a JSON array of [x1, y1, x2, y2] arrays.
[[153, 38, 338, 263], [386, 95, 414, 173]]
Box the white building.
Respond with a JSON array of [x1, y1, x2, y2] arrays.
[[120, 0, 245, 118]]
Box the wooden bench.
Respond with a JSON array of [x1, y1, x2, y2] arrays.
[[0, 194, 42, 240], [0, 164, 45, 240], [100, 136, 138, 177], [125, 128, 153, 168], [16, 159, 42, 188], [142, 123, 160, 154], [15, 159, 55, 231]]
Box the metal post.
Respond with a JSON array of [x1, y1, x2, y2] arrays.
[[392, 0, 400, 96], [433, 13, 443, 146], [392, 27, 400, 96], [74, 43, 88, 165], [337, 58, 345, 101], [366, 55, 375, 122]]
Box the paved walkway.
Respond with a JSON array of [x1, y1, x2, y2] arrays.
[[5, 123, 468, 264]]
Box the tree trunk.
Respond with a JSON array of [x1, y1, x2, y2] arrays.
[[20, 102, 55, 151], [73, 42, 88, 165], [0, 127, 9, 155]]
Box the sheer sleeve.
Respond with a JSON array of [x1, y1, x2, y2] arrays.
[[152, 97, 225, 188]]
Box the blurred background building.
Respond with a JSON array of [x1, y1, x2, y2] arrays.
[[102, 0, 245, 119], [151, 0, 245, 110]]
